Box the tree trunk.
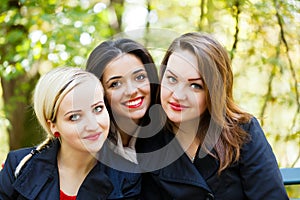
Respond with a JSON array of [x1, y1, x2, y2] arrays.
[[1, 0, 42, 150]]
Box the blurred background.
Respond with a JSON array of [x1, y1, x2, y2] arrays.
[[0, 0, 299, 196]]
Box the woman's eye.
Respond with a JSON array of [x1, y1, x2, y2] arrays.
[[135, 74, 147, 81], [191, 83, 203, 90], [70, 114, 80, 121], [94, 105, 103, 113], [167, 76, 177, 83], [110, 81, 121, 88]]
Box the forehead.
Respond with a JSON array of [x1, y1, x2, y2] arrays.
[[103, 53, 145, 76], [59, 78, 104, 108], [166, 49, 200, 77]]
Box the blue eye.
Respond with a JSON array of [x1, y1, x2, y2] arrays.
[[94, 105, 103, 113], [70, 114, 80, 121], [191, 83, 204, 90], [110, 81, 121, 88], [135, 73, 147, 81], [167, 76, 177, 83]]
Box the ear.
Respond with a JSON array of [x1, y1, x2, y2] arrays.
[[47, 119, 58, 134]]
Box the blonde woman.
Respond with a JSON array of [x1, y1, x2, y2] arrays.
[[0, 67, 113, 199]]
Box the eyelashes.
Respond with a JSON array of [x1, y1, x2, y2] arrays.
[[190, 83, 203, 90], [109, 81, 121, 88], [108, 73, 148, 89], [68, 105, 105, 122], [69, 114, 80, 121], [93, 105, 104, 113], [165, 75, 204, 90]]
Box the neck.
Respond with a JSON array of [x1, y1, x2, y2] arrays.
[[173, 119, 200, 161], [58, 145, 96, 173], [173, 118, 199, 137], [57, 145, 97, 196], [114, 117, 139, 147], [119, 130, 133, 147]]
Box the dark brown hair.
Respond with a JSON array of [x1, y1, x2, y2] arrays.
[[86, 38, 159, 142]]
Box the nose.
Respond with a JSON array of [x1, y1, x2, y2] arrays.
[[124, 81, 138, 96], [172, 85, 186, 100], [85, 114, 99, 131]]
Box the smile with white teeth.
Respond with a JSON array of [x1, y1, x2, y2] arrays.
[[125, 98, 142, 106]]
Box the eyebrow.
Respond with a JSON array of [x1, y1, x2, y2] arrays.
[[64, 101, 104, 116], [132, 68, 145, 75], [188, 77, 202, 81], [166, 69, 178, 78], [166, 69, 202, 81], [105, 76, 122, 84], [64, 110, 81, 116], [91, 100, 104, 107], [105, 68, 146, 84]]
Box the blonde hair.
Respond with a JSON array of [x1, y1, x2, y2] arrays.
[[15, 67, 102, 177]]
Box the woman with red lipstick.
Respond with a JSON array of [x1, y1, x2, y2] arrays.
[[0, 67, 113, 199], [138, 32, 288, 199], [86, 38, 160, 199]]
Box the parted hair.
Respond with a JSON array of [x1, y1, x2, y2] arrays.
[[14, 67, 102, 177], [160, 32, 252, 173]]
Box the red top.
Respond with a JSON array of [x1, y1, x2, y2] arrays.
[[60, 190, 76, 200]]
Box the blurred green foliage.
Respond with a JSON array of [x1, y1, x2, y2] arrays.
[[0, 0, 299, 197]]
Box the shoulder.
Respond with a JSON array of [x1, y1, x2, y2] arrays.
[[1, 147, 35, 180], [237, 118, 288, 199], [239, 117, 275, 161], [4, 147, 35, 168], [240, 116, 261, 133], [0, 147, 35, 195], [240, 117, 268, 145]]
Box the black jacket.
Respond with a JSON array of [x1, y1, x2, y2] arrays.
[[0, 139, 113, 200], [136, 117, 288, 200], [98, 141, 142, 200]]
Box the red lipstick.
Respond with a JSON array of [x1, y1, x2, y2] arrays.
[[124, 97, 144, 109], [169, 102, 187, 111], [84, 133, 101, 141]]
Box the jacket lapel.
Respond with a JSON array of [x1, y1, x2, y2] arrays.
[[12, 140, 113, 200], [158, 131, 212, 192], [194, 149, 219, 180], [159, 152, 212, 192], [77, 162, 113, 200]]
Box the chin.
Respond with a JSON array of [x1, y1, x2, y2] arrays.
[[86, 147, 102, 154], [167, 115, 182, 124], [171, 120, 182, 124], [130, 110, 147, 120]]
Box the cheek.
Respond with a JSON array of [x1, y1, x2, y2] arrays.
[[61, 128, 80, 143], [139, 82, 151, 95], [104, 112, 110, 127], [197, 95, 207, 114], [105, 90, 119, 105], [96, 112, 110, 128], [160, 85, 170, 103]]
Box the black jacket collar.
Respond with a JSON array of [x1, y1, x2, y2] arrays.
[[137, 130, 213, 193], [13, 139, 113, 199]]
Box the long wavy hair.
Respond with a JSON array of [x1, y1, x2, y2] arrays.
[[160, 32, 252, 173]]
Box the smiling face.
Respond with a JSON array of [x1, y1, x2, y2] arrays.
[[49, 78, 110, 154], [161, 49, 207, 125], [102, 53, 151, 123]]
